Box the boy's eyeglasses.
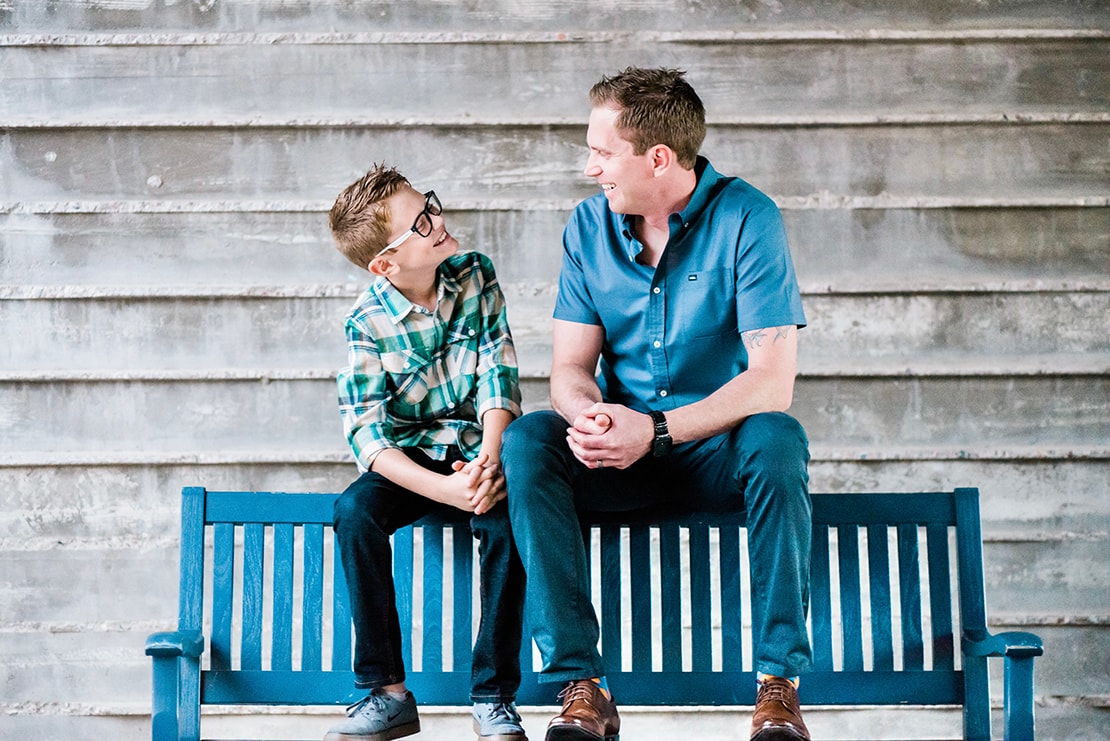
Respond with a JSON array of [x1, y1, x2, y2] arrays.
[[379, 191, 443, 255]]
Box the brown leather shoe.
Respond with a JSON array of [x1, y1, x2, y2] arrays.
[[545, 679, 620, 741], [750, 676, 810, 741]]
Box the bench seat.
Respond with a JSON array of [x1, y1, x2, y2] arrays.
[[146, 486, 1041, 740]]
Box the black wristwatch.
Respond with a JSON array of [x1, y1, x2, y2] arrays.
[[649, 410, 673, 457]]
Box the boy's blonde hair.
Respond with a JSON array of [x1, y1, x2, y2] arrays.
[[328, 163, 411, 268]]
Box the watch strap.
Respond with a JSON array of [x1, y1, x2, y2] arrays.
[[649, 410, 669, 436]]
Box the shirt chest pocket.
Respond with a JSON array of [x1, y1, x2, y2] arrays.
[[381, 348, 433, 404], [677, 267, 738, 339], [379, 324, 480, 406], [443, 322, 480, 380]]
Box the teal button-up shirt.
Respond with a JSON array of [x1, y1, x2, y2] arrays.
[[554, 157, 806, 412]]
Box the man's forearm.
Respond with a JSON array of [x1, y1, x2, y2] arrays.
[[550, 364, 603, 425], [664, 325, 799, 445], [665, 367, 792, 444]]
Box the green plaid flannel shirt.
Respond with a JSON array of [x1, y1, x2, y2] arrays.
[[337, 251, 521, 470]]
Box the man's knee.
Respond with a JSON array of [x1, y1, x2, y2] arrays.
[[471, 501, 512, 539], [502, 410, 568, 469], [733, 412, 810, 484], [739, 412, 808, 456]]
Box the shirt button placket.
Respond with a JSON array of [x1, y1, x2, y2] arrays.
[[649, 283, 668, 401]]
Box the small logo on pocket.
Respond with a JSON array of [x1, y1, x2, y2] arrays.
[[687, 274, 698, 281]]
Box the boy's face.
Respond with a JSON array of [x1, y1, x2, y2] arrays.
[[376, 186, 459, 271]]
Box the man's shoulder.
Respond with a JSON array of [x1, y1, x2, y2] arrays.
[[569, 191, 614, 222], [711, 174, 779, 213]]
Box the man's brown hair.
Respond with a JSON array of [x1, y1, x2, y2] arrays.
[[588, 66, 706, 169], [328, 163, 410, 268]]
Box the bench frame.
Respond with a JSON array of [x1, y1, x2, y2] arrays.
[[147, 486, 1042, 740]]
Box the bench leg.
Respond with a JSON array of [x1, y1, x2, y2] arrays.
[[150, 655, 201, 741], [150, 654, 182, 741], [1003, 654, 1036, 741]]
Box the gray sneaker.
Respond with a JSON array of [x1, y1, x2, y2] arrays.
[[473, 701, 528, 740], [323, 689, 420, 741]]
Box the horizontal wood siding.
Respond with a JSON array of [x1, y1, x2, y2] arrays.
[[1, 2, 1107, 737]]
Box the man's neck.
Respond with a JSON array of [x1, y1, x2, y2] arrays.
[[632, 168, 698, 266]]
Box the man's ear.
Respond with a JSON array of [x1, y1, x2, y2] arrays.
[[650, 144, 675, 175], [367, 255, 395, 277]]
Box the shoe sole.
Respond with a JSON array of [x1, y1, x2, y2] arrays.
[[750, 728, 808, 741], [473, 717, 528, 739], [323, 719, 421, 741], [544, 728, 618, 741]]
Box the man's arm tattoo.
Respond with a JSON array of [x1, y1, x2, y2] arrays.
[[742, 326, 792, 349], [742, 329, 767, 349]]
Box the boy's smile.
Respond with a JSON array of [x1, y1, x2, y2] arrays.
[[371, 186, 460, 309], [379, 186, 460, 269]]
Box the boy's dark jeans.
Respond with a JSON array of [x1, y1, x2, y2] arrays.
[[333, 448, 525, 702]]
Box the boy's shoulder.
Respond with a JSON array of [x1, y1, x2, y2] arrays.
[[438, 251, 500, 294], [442, 249, 496, 278], [343, 276, 400, 332]]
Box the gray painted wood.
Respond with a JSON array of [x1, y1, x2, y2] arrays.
[[1, 2, 1107, 738], [4, 0, 1108, 33], [4, 38, 1107, 125], [4, 123, 1108, 201], [3, 207, 1106, 288]]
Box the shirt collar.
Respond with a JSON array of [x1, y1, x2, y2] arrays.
[[679, 156, 722, 224], [616, 156, 722, 241], [371, 260, 463, 324]]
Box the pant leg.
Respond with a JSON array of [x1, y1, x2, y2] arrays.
[[502, 411, 605, 684], [333, 452, 448, 689], [468, 502, 526, 702], [674, 412, 813, 678], [502, 410, 671, 685]]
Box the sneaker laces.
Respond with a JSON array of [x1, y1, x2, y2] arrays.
[[484, 701, 522, 724], [345, 690, 390, 717]]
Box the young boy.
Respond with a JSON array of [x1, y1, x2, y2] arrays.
[[324, 163, 527, 741]]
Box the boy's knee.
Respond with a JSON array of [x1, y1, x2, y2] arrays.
[[333, 478, 388, 535], [471, 503, 512, 539]]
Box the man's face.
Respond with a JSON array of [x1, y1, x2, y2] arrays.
[[584, 105, 655, 215]]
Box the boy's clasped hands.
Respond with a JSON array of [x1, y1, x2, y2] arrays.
[[449, 452, 506, 515]]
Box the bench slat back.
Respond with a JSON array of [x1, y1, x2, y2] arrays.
[[181, 487, 988, 719]]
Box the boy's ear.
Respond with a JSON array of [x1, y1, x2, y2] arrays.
[[367, 255, 395, 277]]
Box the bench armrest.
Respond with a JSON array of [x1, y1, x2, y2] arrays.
[[145, 630, 205, 659], [963, 630, 1043, 740], [146, 630, 205, 741], [962, 630, 1044, 659]]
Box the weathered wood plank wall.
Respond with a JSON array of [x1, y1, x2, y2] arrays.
[[1, 1, 1107, 738]]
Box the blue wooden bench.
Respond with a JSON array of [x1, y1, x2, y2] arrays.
[[146, 486, 1042, 740]]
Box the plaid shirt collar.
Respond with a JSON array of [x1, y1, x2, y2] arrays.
[[371, 263, 465, 324]]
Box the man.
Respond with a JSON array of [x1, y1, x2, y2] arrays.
[[501, 67, 813, 741]]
